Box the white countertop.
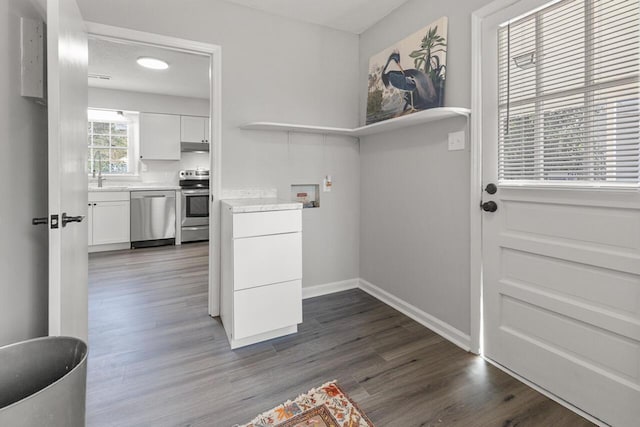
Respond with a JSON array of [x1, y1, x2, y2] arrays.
[[88, 184, 181, 192], [222, 198, 303, 213]]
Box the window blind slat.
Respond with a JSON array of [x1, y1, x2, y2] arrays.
[[498, 0, 640, 186]]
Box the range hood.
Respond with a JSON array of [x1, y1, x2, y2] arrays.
[[181, 142, 209, 153]]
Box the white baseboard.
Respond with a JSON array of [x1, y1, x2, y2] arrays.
[[302, 279, 359, 300], [358, 278, 471, 352], [88, 242, 130, 253]]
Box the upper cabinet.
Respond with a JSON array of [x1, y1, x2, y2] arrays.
[[181, 115, 210, 143], [140, 113, 181, 160]]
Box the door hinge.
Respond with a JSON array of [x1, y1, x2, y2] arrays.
[[50, 214, 59, 229]]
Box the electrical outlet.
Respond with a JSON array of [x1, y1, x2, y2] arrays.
[[323, 175, 332, 192], [448, 131, 465, 151]]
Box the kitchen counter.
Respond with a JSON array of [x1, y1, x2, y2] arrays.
[[222, 198, 302, 213], [89, 184, 181, 192]]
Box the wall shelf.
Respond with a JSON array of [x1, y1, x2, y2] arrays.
[[240, 107, 471, 138]]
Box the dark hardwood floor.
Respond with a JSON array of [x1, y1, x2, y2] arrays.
[[87, 243, 593, 427]]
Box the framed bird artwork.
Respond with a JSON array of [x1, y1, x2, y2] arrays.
[[366, 17, 448, 125]]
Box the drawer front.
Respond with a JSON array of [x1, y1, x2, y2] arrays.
[[89, 191, 130, 202], [233, 280, 302, 340], [234, 232, 302, 290], [233, 209, 301, 238]]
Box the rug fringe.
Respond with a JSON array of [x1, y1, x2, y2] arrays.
[[234, 380, 339, 427]]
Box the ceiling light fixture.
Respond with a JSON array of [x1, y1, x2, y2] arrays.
[[136, 57, 169, 70]]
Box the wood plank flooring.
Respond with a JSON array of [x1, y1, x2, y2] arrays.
[[87, 243, 593, 427]]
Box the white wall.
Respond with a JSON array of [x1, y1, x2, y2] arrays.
[[359, 0, 492, 336], [78, 0, 361, 287], [89, 87, 210, 183], [0, 0, 49, 346]]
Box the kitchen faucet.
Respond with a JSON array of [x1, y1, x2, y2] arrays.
[[93, 153, 106, 188]]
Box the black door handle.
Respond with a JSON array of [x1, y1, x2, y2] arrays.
[[62, 212, 85, 227], [32, 217, 48, 225], [485, 183, 497, 194], [481, 201, 498, 212]]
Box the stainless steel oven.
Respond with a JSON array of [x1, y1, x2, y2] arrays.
[[179, 169, 210, 243]]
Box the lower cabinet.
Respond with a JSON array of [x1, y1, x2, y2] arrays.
[[233, 280, 302, 340], [88, 191, 130, 250], [221, 204, 303, 349]]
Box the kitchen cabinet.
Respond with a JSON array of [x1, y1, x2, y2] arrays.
[[221, 201, 303, 349], [180, 115, 209, 143], [140, 113, 181, 160], [88, 191, 130, 250]]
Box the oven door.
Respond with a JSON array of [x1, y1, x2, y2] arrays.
[[181, 189, 209, 227]]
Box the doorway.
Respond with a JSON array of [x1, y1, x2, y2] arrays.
[[87, 23, 221, 316]]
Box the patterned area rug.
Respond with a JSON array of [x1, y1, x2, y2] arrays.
[[236, 381, 374, 427]]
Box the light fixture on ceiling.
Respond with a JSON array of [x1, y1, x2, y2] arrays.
[[136, 57, 169, 70]]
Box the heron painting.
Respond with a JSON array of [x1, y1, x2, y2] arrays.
[[366, 17, 448, 125]]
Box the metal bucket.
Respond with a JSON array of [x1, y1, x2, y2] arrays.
[[0, 336, 88, 427]]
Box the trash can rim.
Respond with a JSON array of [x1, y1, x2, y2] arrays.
[[0, 335, 88, 412]]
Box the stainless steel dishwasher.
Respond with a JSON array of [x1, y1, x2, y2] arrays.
[[130, 190, 176, 248]]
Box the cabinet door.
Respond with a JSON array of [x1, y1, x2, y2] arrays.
[[180, 116, 206, 143], [204, 118, 210, 143], [233, 280, 302, 339], [140, 113, 180, 160], [87, 204, 93, 245], [233, 232, 302, 290], [92, 201, 130, 245]]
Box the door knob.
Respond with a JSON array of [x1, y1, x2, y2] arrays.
[[485, 183, 497, 194], [62, 212, 85, 227], [481, 201, 498, 212], [32, 217, 48, 225]]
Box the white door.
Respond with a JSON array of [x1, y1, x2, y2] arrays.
[[47, 0, 88, 341], [481, 1, 640, 426]]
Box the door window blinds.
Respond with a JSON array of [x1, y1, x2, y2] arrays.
[[498, 0, 640, 185]]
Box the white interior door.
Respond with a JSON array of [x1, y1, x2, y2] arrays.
[[47, 0, 88, 341], [481, 1, 640, 426]]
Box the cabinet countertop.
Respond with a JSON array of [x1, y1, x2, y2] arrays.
[[222, 198, 303, 213], [88, 184, 181, 192]]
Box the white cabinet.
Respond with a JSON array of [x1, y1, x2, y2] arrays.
[[140, 113, 181, 160], [180, 115, 209, 143], [88, 191, 130, 251], [221, 203, 303, 349]]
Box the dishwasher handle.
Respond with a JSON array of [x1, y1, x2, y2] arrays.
[[130, 190, 176, 199]]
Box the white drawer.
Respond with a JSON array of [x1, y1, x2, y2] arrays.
[[233, 209, 301, 238], [89, 191, 130, 202], [234, 232, 302, 290], [233, 280, 302, 340]]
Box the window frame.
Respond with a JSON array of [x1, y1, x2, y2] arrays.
[[87, 109, 140, 177]]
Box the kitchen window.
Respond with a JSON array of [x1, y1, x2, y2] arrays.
[[498, 0, 640, 186], [88, 109, 139, 175]]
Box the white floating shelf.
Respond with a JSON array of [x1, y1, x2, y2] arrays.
[[240, 107, 471, 138]]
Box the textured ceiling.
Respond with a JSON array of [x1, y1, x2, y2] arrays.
[[220, 0, 410, 34], [88, 37, 210, 99]]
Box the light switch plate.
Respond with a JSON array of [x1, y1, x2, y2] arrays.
[[448, 131, 465, 151]]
